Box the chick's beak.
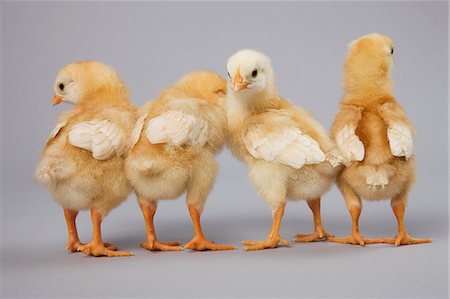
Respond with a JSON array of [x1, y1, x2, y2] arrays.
[[233, 68, 249, 92], [52, 95, 63, 106]]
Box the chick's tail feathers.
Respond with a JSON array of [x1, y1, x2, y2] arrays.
[[34, 157, 76, 186], [360, 165, 395, 189], [126, 156, 165, 176]]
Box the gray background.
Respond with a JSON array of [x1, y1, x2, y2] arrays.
[[1, 1, 448, 298]]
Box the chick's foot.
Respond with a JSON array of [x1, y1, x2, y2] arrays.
[[69, 241, 117, 251], [66, 240, 84, 252], [382, 231, 432, 246], [103, 242, 119, 251], [296, 229, 334, 242], [140, 240, 181, 251], [329, 232, 383, 246], [184, 236, 235, 251], [242, 235, 290, 251], [78, 242, 132, 257]]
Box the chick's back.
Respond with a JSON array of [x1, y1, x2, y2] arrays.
[[126, 71, 227, 200], [133, 71, 227, 158], [37, 92, 136, 213]]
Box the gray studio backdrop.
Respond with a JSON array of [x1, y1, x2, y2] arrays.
[[1, 1, 448, 298]]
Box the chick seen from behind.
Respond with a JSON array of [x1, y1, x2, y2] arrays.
[[330, 34, 432, 246], [226, 50, 341, 251], [35, 61, 137, 257], [125, 71, 235, 251]]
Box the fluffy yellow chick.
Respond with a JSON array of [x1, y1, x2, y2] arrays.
[[226, 49, 341, 251], [330, 33, 432, 246], [125, 71, 235, 251], [35, 61, 137, 257]]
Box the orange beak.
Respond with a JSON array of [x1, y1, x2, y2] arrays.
[[52, 95, 63, 106], [233, 68, 249, 92]]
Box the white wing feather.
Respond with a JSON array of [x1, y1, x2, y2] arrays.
[[46, 121, 67, 143], [131, 113, 148, 148], [145, 110, 209, 147], [244, 126, 325, 169], [68, 119, 127, 160], [387, 123, 413, 159], [336, 125, 365, 162]]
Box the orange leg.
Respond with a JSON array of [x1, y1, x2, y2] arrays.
[[296, 198, 334, 242], [382, 200, 432, 246], [329, 181, 383, 246], [184, 204, 235, 251], [242, 202, 291, 251], [78, 207, 132, 257], [139, 201, 181, 251], [64, 208, 83, 252], [329, 205, 383, 246]]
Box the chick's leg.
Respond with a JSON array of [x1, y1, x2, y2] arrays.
[[183, 156, 235, 251], [242, 202, 291, 251], [184, 204, 235, 251], [296, 198, 334, 242], [329, 181, 383, 246], [79, 207, 132, 257], [64, 208, 83, 252], [382, 197, 432, 246], [138, 199, 181, 251]]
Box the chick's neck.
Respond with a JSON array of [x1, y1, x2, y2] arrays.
[[343, 73, 393, 102], [78, 84, 130, 108], [227, 87, 277, 119]]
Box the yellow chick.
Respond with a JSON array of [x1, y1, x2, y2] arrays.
[[226, 49, 340, 251], [330, 33, 432, 246], [125, 71, 235, 251], [35, 61, 137, 257]]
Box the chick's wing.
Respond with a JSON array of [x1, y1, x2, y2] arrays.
[[387, 123, 413, 160], [46, 121, 67, 144], [145, 110, 209, 147], [244, 124, 326, 169], [68, 119, 128, 160]]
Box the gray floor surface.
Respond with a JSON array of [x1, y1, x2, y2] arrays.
[[2, 164, 448, 298]]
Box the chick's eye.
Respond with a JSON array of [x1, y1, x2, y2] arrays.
[[58, 83, 65, 91], [391, 47, 394, 55], [227, 72, 231, 78], [252, 69, 258, 78]]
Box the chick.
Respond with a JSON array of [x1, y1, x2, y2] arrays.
[[125, 71, 235, 251], [330, 33, 432, 246], [35, 61, 136, 257], [226, 49, 340, 251]]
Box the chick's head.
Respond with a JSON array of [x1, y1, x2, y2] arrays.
[[52, 61, 127, 106], [169, 71, 227, 105], [344, 33, 394, 92], [226, 49, 276, 99]]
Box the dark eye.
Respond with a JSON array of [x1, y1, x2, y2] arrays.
[[391, 47, 394, 55], [252, 69, 258, 78], [58, 83, 65, 91], [227, 72, 231, 78]]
